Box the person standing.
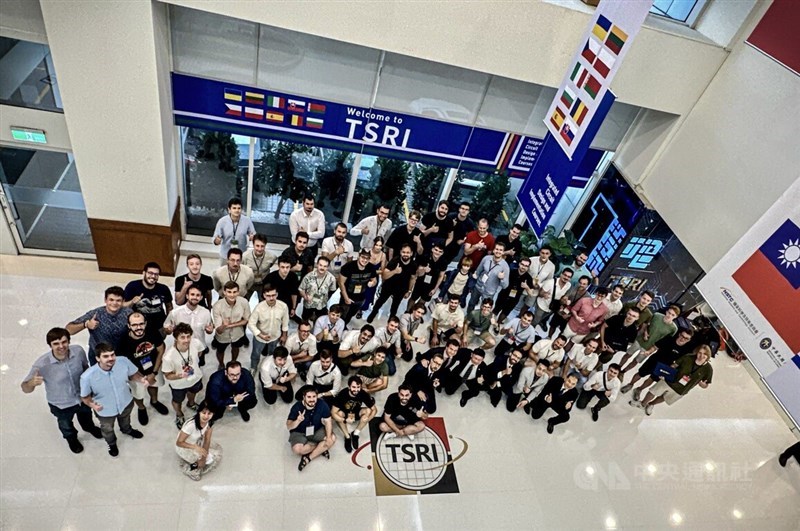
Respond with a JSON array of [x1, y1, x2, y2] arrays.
[[409, 243, 447, 307], [443, 202, 474, 264], [242, 233, 277, 301], [463, 218, 495, 272], [337, 249, 379, 324], [175, 254, 213, 309], [212, 248, 255, 298], [248, 284, 289, 373], [213, 197, 255, 265], [67, 286, 131, 365], [385, 210, 424, 261], [495, 224, 525, 266], [123, 262, 173, 336], [162, 323, 205, 429], [778, 442, 800, 468], [289, 196, 326, 250], [163, 285, 214, 367], [265, 258, 301, 319], [350, 204, 392, 251], [80, 343, 148, 457], [367, 244, 417, 322], [419, 200, 453, 251], [211, 282, 251, 370], [298, 256, 337, 323], [467, 242, 510, 310], [21, 328, 102, 453], [280, 231, 316, 281], [320, 222, 354, 279]]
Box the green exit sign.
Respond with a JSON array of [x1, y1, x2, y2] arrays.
[[10, 127, 47, 144]]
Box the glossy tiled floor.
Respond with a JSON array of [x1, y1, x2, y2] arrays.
[[1, 255, 799, 531]]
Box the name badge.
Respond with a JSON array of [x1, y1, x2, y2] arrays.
[[305, 425, 314, 437], [231, 240, 239, 248], [353, 284, 363, 294], [678, 375, 691, 386], [140, 357, 153, 371], [183, 364, 194, 377], [481, 273, 489, 283], [473, 329, 481, 336], [509, 289, 517, 297], [424, 274, 432, 284]]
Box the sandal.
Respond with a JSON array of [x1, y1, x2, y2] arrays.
[[322, 450, 330, 460], [298, 454, 311, 471]]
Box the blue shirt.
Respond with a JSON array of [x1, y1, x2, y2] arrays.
[[79, 357, 138, 417], [213, 215, 256, 259], [475, 256, 510, 296], [24, 345, 88, 409], [287, 400, 331, 433], [70, 306, 132, 356], [206, 369, 256, 409]]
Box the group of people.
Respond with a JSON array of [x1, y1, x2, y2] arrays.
[[22, 195, 720, 479]]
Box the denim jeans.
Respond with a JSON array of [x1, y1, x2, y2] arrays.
[[48, 402, 96, 439], [251, 337, 279, 372]]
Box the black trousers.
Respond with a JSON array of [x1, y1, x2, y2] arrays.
[[341, 299, 365, 325], [780, 441, 800, 465], [576, 389, 611, 411], [370, 286, 405, 319], [48, 402, 97, 439], [487, 384, 514, 408], [263, 382, 294, 404], [505, 392, 523, 412], [529, 397, 571, 426], [212, 394, 258, 420]]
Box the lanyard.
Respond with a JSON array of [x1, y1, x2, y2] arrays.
[[230, 216, 239, 238], [534, 261, 546, 277], [176, 347, 192, 366], [253, 253, 265, 274], [228, 269, 240, 283]]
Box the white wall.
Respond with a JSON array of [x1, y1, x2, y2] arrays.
[[0, 0, 47, 43], [694, 0, 758, 48], [638, 2, 800, 271], [164, 0, 729, 116], [0, 214, 19, 255], [38, 0, 177, 225]]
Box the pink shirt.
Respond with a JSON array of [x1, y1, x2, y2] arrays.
[[567, 298, 608, 335]]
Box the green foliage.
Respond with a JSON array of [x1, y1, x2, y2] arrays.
[[196, 131, 238, 173], [410, 164, 447, 212], [375, 157, 410, 217], [255, 141, 313, 202], [470, 172, 511, 224], [525, 225, 583, 268]]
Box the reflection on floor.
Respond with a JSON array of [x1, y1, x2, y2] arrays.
[[1, 255, 798, 531]]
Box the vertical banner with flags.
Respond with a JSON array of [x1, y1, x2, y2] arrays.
[[697, 178, 800, 429], [544, 0, 653, 160]]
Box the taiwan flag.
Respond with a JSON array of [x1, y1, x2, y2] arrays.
[[733, 218, 800, 352]]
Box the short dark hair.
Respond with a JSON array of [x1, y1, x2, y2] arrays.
[[595, 287, 609, 297], [494, 242, 506, 251], [387, 315, 401, 325], [104, 286, 124, 299], [677, 327, 695, 337], [295, 231, 309, 242], [447, 293, 461, 302], [608, 363, 622, 372], [446, 338, 461, 348], [642, 290, 655, 299], [46, 327, 70, 346], [512, 223, 524, 231], [556, 334, 568, 342], [538, 359, 551, 368], [172, 322, 193, 339], [540, 244, 552, 253], [186, 253, 202, 263], [316, 255, 330, 265], [472, 348, 486, 358], [398, 384, 412, 394], [261, 283, 276, 294], [319, 350, 333, 360], [347, 375, 362, 387], [360, 324, 375, 335], [273, 346, 288, 360], [227, 197, 242, 208], [459, 202, 471, 209], [561, 268, 574, 276], [96, 342, 114, 357], [227, 248, 243, 258], [437, 200, 449, 208], [432, 242, 445, 251], [302, 195, 315, 203], [225, 361, 242, 371], [335, 222, 348, 232], [578, 275, 592, 284], [253, 233, 268, 245], [329, 304, 343, 315], [409, 302, 427, 315], [187, 284, 204, 296], [143, 261, 161, 272], [223, 281, 239, 291]]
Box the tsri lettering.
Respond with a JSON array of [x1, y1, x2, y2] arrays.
[[346, 118, 411, 148]]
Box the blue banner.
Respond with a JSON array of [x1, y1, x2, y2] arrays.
[[171, 73, 602, 182], [517, 90, 616, 235]]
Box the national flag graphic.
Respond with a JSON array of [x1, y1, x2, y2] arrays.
[[583, 74, 601, 99], [560, 122, 575, 145], [308, 102, 326, 114], [550, 107, 565, 130], [266, 111, 284, 123], [560, 86, 576, 109], [582, 38, 600, 63], [224, 89, 242, 102], [245, 91, 264, 105], [606, 25, 628, 55], [306, 116, 324, 129], [593, 14, 612, 41], [594, 47, 617, 78], [287, 99, 306, 112], [224, 103, 242, 116], [570, 62, 589, 87], [733, 218, 800, 352], [267, 95, 284, 108], [570, 99, 588, 126], [291, 115, 304, 127], [244, 107, 264, 120]]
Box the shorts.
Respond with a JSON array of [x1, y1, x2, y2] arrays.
[[129, 374, 157, 400], [649, 379, 683, 405], [358, 375, 378, 387], [212, 336, 249, 351], [634, 350, 651, 364], [289, 427, 326, 446], [638, 356, 662, 378], [170, 380, 203, 403], [562, 325, 586, 343]]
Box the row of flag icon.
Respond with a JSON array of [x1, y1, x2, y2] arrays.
[[223, 89, 325, 129]]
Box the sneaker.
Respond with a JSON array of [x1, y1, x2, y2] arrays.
[[591, 407, 599, 422], [779, 453, 789, 467], [355, 311, 363, 320], [186, 402, 199, 412], [523, 403, 532, 415], [127, 429, 144, 439], [620, 384, 633, 394], [198, 354, 206, 367], [85, 426, 103, 439], [175, 416, 185, 430], [137, 407, 149, 426], [344, 437, 353, 453], [67, 437, 84, 454], [351, 432, 360, 449], [151, 401, 169, 416], [240, 409, 251, 422], [407, 434, 415, 441], [632, 387, 642, 402], [629, 399, 644, 410], [108, 444, 119, 458], [459, 396, 468, 407], [645, 404, 654, 416], [322, 450, 331, 459], [383, 432, 397, 440], [546, 421, 554, 434]]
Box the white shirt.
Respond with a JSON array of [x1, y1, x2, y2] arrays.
[[247, 300, 289, 339], [340, 330, 376, 356], [567, 345, 599, 373], [320, 236, 354, 275], [531, 339, 565, 365], [289, 208, 326, 246], [431, 303, 465, 331], [603, 295, 623, 319], [366, 326, 401, 353], [162, 338, 204, 390], [350, 214, 392, 251], [242, 248, 277, 284], [259, 355, 297, 387], [284, 333, 318, 358], [164, 304, 212, 348], [529, 259, 556, 287], [306, 361, 343, 396], [583, 371, 621, 402], [536, 278, 572, 312]]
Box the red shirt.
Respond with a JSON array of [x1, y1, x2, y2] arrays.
[[464, 231, 495, 271], [567, 298, 608, 335]]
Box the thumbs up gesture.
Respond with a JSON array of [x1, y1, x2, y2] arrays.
[[86, 313, 99, 330], [29, 369, 44, 387]]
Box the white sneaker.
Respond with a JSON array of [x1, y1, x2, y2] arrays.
[[645, 404, 654, 416], [383, 432, 397, 440], [407, 434, 415, 441], [629, 399, 644, 410]]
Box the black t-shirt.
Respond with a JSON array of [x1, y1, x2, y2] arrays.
[[332, 388, 375, 415], [174, 274, 214, 309], [450, 215, 475, 243], [651, 336, 694, 365], [421, 212, 453, 242], [117, 330, 164, 375], [340, 261, 377, 301], [603, 314, 639, 351], [264, 271, 300, 309], [495, 234, 523, 264], [497, 268, 531, 301], [386, 225, 422, 256], [383, 393, 423, 425], [383, 257, 417, 290], [123, 280, 172, 330], [279, 247, 315, 280], [414, 254, 447, 289]]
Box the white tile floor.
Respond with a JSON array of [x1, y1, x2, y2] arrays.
[[1, 254, 799, 531]]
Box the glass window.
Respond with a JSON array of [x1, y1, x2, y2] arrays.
[[0, 36, 62, 111], [181, 127, 252, 236], [455, 170, 521, 233], [0, 146, 92, 253], [650, 0, 706, 24]]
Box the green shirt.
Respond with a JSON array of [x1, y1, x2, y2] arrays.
[[668, 354, 713, 395], [637, 313, 677, 350], [357, 359, 389, 379], [621, 301, 653, 327], [466, 310, 493, 333]]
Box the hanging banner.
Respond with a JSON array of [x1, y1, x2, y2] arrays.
[[170, 73, 603, 180], [697, 178, 800, 428], [544, 0, 653, 159], [517, 90, 615, 235]]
